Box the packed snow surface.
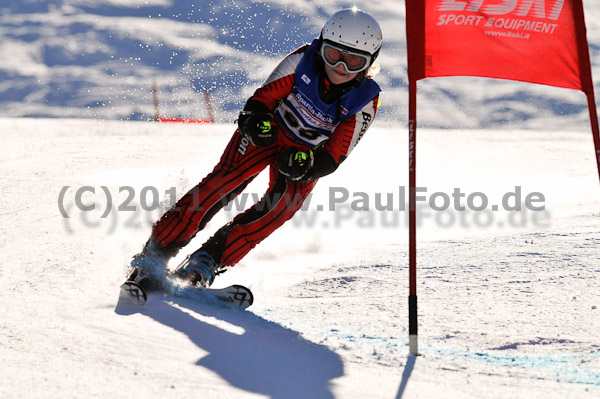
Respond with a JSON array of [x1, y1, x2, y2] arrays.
[[1, 117, 599, 398]]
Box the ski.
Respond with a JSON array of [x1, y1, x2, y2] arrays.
[[119, 267, 253, 309], [119, 266, 149, 305], [120, 280, 148, 305], [175, 284, 254, 309]]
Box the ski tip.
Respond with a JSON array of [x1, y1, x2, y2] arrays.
[[120, 281, 148, 306], [229, 284, 254, 309]]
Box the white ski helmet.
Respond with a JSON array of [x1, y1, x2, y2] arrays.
[[321, 8, 382, 60]]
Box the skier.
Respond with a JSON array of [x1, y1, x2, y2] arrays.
[[127, 8, 383, 290]]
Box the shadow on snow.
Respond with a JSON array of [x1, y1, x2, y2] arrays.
[[115, 293, 343, 399], [395, 354, 416, 399]]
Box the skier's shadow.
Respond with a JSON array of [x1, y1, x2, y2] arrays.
[[116, 294, 343, 399]]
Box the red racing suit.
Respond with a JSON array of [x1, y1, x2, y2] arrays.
[[150, 43, 380, 266]]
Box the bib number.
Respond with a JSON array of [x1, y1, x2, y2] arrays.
[[284, 110, 322, 141]]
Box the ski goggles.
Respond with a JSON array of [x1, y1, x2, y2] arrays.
[[320, 41, 372, 73]]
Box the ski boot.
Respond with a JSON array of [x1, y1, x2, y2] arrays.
[[173, 250, 226, 288], [127, 239, 169, 290]]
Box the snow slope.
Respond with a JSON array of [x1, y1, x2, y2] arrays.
[[0, 0, 599, 129], [1, 117, 599, 398]]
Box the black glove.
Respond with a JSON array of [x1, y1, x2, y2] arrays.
[[277, 147, 314, 181], [237, 111, 279, 147]]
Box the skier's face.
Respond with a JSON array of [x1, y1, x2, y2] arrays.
[[324, 63, 358, 85]]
